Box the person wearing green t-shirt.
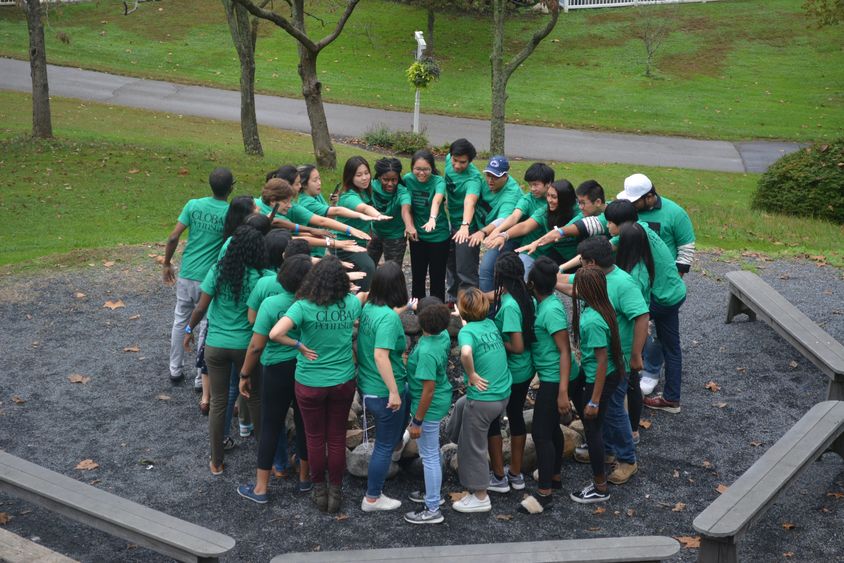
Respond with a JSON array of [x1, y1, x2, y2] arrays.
[[450, 288, 512, 514], [163, 167, 232, 385], [517, 257, 572, 514], [367, 158, 416, 268], [487, 252, 536, 495], [234, 255, 313, 505], [356, 263, 415, 512], [404, 298, 452, 525], [407, 150, 450, 302], [183, 225, 267, 477], [569, 267, 626, 505], [268, 256, 365, 514]]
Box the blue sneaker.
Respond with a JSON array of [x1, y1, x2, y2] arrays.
[[298, 480, 313, 493], [237, 484, 268, 504]]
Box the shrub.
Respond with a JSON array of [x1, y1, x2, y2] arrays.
[[752, 139, 844, 225], [363, 125, 429, 155]]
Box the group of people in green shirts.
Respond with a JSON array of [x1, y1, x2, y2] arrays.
[[162, 136, 695, 523]]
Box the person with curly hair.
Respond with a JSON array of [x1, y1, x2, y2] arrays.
[[407, 150, 450, 302], [183, 224, 269, 476], [367, 158, 415, 268], [269, 255, 365, 513]]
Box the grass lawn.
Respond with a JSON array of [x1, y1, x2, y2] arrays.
[[1, 91, 842, 269], [0, 0, 841, 142]]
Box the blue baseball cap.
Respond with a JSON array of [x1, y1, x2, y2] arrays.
[[484, 155, 510, 177]]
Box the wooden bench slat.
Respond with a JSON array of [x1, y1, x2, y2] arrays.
[[0, 527, 78, 563], [272, 536, 681, 562], [693, 401, 844, 538]]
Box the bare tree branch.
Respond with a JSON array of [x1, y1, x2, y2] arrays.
[[230, 0, 317, 50], [503, 0, 559, 82], [314, 0, 360, 51], [279, 0, 326, 26]]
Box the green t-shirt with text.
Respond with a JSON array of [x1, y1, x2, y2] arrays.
[[473, 175, 522, 229], [176, 197, 228, 281], [403, 173, 449, 243], [407, 330, 452, 421], [458, 319, 512, 402], [371, 179, 412, 240], [356, 304, 408, 396], [638, 196, 695, 260], [247, 272, 282, 312], [531, 294, 570, 382], [253, 290, 300, 366], [200, 263, 266, 349], [494, 293, 534, 384]]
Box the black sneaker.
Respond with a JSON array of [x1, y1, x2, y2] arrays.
[[169, 372, 185, 385], [570, 482, 610, 504], [408, 490, 445, 506], [404, 508, 444, 524]]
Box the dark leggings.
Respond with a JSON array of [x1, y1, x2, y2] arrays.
[[571, 375, 618, 479], [257, 359, 307, 470], [488, 379, 531, 438], [532, 381, 564, 490], [409, 239, 450, 302], [627, 370, 643, 433]]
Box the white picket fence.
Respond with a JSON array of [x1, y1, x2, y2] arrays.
[[561, 0, 718, 11]]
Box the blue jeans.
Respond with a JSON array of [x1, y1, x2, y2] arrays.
[[518, 252, 535, 281], [364, 390, 409, 498], [602, 372, 636, 464], [479, 239, 518, 292], [416, 419, 443, 512], [646, 297, 685, 402]]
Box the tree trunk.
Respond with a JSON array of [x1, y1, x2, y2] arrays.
[[222, 0, 263, 156], [489, 0, 506, 155], [24, 0, 52, 139], [298, 47, 336, 169], [426, 6, 435, 55]]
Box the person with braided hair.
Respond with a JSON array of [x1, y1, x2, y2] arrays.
[[487, 251, 536, 494], [569, 266, 625, 504], [367, 157, 416, 268], [183, 224, 270, 476]]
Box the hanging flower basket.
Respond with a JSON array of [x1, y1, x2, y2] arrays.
[[406, 57, 441, 89]]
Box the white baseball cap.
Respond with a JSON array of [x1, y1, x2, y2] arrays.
[[616, 173, 653, 202]]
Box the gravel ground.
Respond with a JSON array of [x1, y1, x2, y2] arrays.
[[0, 249, 842, 563]]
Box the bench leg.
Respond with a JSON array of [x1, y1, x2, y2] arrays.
[[832, 434, 844, 461], [725, 293, 755, 324], [828, 377, 844, 402], [698, 536, 737, 563]]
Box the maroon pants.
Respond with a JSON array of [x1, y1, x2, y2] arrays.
[[295, 379, 356, 486]]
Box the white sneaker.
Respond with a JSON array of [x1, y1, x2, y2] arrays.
[[639, 371, 659, 396], [452, 493, 492, 513], [361, 493, 401, 512], [392, 429, 411, 462]]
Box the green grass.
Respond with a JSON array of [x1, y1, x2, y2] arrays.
[[0, 0, 841, 142], [1, 91, 842, 268]]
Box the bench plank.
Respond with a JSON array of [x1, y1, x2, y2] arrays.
[[272, 536, 681, 562], [0, 452, 235, 563], [0, 527, 78, 563], [693, 401, 844, 539]]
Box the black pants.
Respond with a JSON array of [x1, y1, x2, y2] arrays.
[[571, 374, 618, 479], [532, 380, 564, 490], [257, 359, 307, 470], [488, 379, 531, 438], [627, 370, 643, 433], [409, 239, 450, 302]]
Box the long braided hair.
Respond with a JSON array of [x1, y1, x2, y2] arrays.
[[571, 266, 625, 378], [215, 225, 267, 304], [492, 251, 536, 345]]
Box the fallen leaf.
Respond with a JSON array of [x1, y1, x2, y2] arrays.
[[449, 491, 468, 502], [715, 402, 728, 409], [75, 459, 99, 471], [788, 360, 799, 369], [177, 167, 189, 176], [821, 506, 831, 513], [626, 508, 636, 517], [826, 491, 844, 499], [0, 512, 10, 525], [593, 506, 606, 515], [12, 395, 26, 405], [74, 292, 86, 299], [703, 460, 713, 469], [674, 536, 701, 549], [672, 502, 687, 512], [783, 552, 794, 558], [495, 514, 513, 521], [128, 168, 140, 174], [334, 513, 349, 521], [750, 441, 763, 447], [89, 479, 101, 485], [155, 256, 165, 264], [67, 374, 91, 384], [103, 299, 125, 310], [704, 380, 721, 392], [673, 469, 680, 478], [103, 260, 115, 268], [782, 522, 796, 530], [123, 345, 140, 353], [587, 527, 601, 532], [157, 394, 171, 401], [639, 419, 652, 429], [736, 367, 747, 373], [716, 484, 729, 494], [129, 314, 140, 321]]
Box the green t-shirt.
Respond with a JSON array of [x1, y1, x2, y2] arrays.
[[444, 153, 484, 226], [628, 261, 652, 304], [200, 264, 265, 349], [247, 272, 282, 312], [458, 319, 512, 402], [254, 197, 273, 215], [284, 294, 362, 387], [639, 222, 685, 307], [577, 306, 619, 385], [474, 175, 522, 229], [371, 179, 412, 240], [638, 196, 695, 261], [606, 267, 649, 372], [552, 211, 583, 262], [494, 293, 534, 384], [525, 207, 555, 258], [406, 330, 452, 421], [506, 193, 546, 247], [531, 294, 570, 382], [280, 203, 315, 227], [337, 189, 372, 247], [176, 197, 228, 281], [403, 173, 449, 243], [355, 303, 408, 396], [253, 290, 300, 366], [296, 192, 331, 257]]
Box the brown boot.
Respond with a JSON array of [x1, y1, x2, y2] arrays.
[[312, 482, 328, 512], [327, 484, 342, 514], [607, 462, 639, 485]]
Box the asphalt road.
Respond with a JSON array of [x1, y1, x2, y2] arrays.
[[0, 58, 802, 173]]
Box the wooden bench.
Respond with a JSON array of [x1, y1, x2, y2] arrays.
[[692, 400, 844, 563], [0, 451, 235, 563], [0, 526, 78, 563], [272, 536, 681, 562], [724, 270, 844, 400]]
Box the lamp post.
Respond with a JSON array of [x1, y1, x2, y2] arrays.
[[412, 30, 426, 134]]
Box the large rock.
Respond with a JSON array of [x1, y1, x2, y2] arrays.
[[569, 419, 585, 439], [562, 424, 583, 459], [350, 392, 363, 415], [406, 452, 446, 479], [522, 408, 534, 434], [347, 409, 358, 429], [346, 428, 364, 450], [402, 436, 419, 459], [401, 311, 421, 336], [520, 434, 537, 474], [447, 316, 463, 338], [346, 442, 400, 479]]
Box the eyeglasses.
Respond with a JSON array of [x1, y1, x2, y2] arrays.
[[413, 167, 432, 173]]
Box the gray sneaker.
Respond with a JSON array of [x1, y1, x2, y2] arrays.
[[487, 471, 511, 494], [408, 490, 445, 506], [504, 465, 525, 490], [404, 508, 444, 525], [194, 372, 203, 392]]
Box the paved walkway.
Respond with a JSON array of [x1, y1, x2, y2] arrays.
[[0, 58, 800, 173]]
